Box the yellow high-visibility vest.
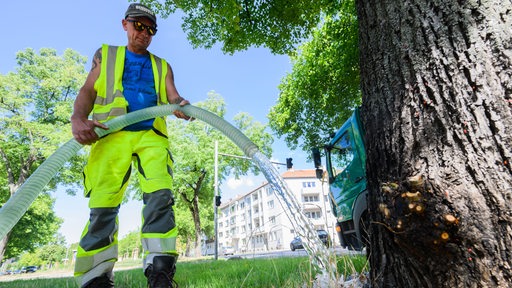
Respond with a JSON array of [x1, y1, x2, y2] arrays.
[[92, 44, 169, 134]]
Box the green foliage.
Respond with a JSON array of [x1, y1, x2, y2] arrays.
[[118, 230, 142, 259], [36, 244, 67, 265], [0, 47, 88, 189], [4, 194, 63, 259], [15, 234, 68, 268], [18, 251, 44, 267], [268, 3, 361, 152], [141, 0, 362, 153], [140, 0, 344, 54], [0, 47, 88, 260]]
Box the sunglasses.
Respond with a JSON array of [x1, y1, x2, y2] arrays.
[[126, 19, 157, 36]]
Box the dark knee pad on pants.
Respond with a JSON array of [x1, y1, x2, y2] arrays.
[[80, 206, 119, 251], [142, 189, 176, 233]]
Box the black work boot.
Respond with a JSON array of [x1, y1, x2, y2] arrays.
[[145, 256, 178, 288], [82, 272, 114, 288]]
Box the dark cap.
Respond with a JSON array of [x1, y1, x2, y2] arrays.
[[125, 3, 157, 25]]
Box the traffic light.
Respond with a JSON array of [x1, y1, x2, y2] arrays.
[[312, 148, 322, 168], [315, 168, 323, 180], [286, 158, 293, 169], [215, 195, 221, 207]]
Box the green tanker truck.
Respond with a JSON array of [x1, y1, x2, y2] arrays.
[[313, 107, 368, 250]]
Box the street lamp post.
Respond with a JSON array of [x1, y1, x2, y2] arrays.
[[214, 141, 219, 260]]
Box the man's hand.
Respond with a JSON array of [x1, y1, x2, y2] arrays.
[[71, 118, 109, 145], [173, 99, 195, 121]]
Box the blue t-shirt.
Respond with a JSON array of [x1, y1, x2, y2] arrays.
[[122, 49, 157, 131]]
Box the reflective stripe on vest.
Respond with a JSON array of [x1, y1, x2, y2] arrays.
[[92, 44, 168, 123]]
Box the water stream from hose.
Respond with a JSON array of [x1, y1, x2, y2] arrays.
[[0, 104, 337, 285]]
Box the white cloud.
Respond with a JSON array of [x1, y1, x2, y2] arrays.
[[225, 177, 254, 190], [222, 175, 266, 199]]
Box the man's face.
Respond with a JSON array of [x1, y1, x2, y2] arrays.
[[122, 17, 156, 51]]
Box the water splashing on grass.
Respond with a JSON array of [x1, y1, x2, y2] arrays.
[[251, 152, 339, 286]]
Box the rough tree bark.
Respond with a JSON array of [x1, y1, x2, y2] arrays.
[[356, 0, 512, 287]]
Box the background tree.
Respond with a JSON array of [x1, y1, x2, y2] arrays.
[[268, 1, 360, 151], [17, 250, 44, 268], [166, 92, 273, 257], [17, 235, 68, 269], [37, 243, 67, 268], [0, 48, 88, 262], [1, 194, 62, 261], [141, 0, 343, 54], [118, 230, 142, 260]]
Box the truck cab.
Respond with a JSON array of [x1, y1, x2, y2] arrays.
[[313, 108, 368, 250]]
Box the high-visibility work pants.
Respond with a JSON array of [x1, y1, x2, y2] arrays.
[[74, 129, 178, 287]]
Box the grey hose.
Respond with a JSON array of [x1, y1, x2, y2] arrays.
[[0, 105, 259, 240]]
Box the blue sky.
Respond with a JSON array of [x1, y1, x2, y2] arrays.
[[1, 0, 312, 244]]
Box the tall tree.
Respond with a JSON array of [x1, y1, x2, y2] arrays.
[[356, 1, 512, 286], [268, 2, 361, 151], [37, 243, 67, 268], [118, 230, 142, 260], [0, 48, 88, 262], [166, 92, 273, 257]]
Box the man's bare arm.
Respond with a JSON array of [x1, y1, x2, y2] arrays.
[[71, 48, 108, 145], [165, 63, 192, 120]]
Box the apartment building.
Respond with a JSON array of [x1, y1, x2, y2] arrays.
[[213, 169, 337, 254]]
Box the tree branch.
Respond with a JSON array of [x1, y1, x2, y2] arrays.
[[0, 147, 14, 185]]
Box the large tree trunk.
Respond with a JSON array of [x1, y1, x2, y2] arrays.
[[356, 0, 512, 287], [191, 194, 203, 258]]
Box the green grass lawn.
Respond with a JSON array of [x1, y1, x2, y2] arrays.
[[0, 255, 367, 288]]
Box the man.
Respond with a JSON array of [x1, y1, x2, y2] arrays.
[[71, 3, 191, 287]]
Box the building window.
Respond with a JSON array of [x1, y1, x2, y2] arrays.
[[303, 195, 319, 202], [305, 211, 322, 219], [302, 181, 316, 188], [269, 216, 276, 224], [267, 200, 274, 209]]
